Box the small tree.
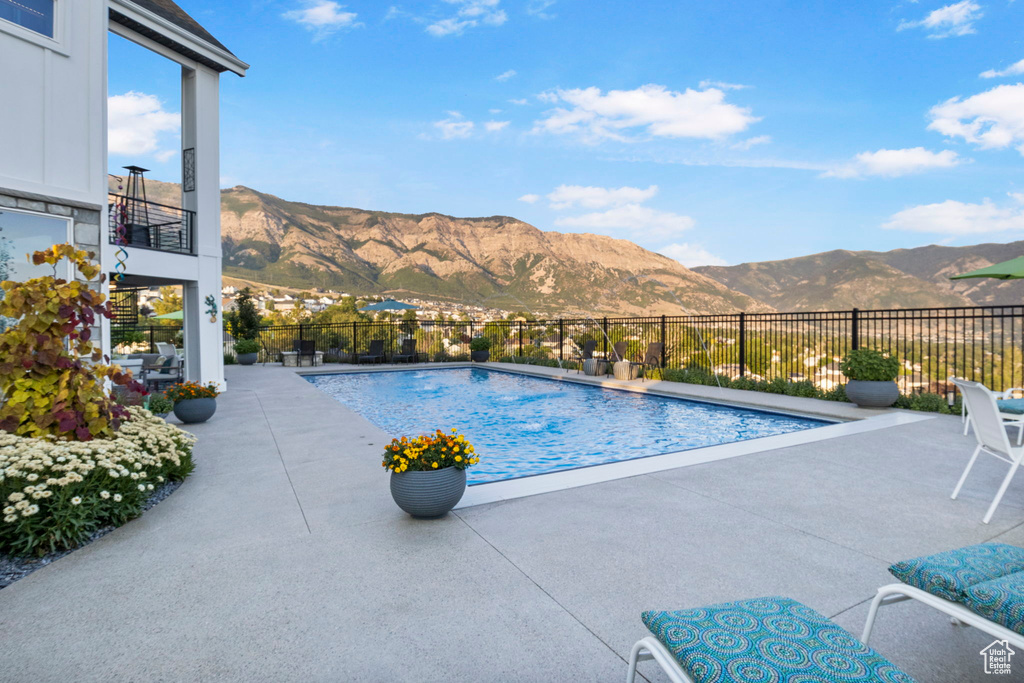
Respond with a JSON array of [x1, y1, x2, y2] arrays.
[[230, 287, 261, 340], [400, 309, 419, 335], [0, 245, 144, 441]]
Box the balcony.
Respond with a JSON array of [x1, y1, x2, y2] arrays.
[[108, 194, 195, 255]]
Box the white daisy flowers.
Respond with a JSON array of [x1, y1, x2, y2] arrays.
[[70, 497, 82, 506]]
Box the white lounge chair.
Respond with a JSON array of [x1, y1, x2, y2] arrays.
[[862, 543, 1024, 651], [960, 380, 1024, 446], [952, 378, 1024, 524]]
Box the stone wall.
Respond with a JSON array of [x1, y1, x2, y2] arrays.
[[0, 190, 103, 254]]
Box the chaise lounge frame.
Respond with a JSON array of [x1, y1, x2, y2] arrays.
[[861, 582, 1024, 650], [625, 637, 693, 683]]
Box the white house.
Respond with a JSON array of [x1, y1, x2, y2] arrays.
[[0, 0, 247, 387]]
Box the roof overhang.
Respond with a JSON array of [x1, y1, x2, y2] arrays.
[[108, 0, 249, 77]]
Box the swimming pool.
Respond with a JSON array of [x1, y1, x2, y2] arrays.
[[307, 368, 831, 484]]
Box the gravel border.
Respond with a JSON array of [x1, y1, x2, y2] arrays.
[[0, 479, 184, 590]]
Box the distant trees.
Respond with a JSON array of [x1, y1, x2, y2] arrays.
[[400, 309, 419, 335]]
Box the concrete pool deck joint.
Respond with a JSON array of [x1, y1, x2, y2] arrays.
[[298, 362, 936, 508]]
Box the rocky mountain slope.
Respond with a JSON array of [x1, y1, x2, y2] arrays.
[[113, 178, 767, 315], [694, 243, 1024, 312]]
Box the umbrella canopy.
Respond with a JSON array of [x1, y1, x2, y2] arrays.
[[153, 310, 183, 320], [950, 256, 1024, 281], [358, 299, 418, 312]]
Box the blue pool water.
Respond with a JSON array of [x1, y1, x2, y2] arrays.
[[307, 368, 831, 484]]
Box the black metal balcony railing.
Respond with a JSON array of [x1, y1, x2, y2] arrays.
[[108, 195, 195, 255]]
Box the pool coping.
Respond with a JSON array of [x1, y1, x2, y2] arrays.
[[296, 362, 937, 507]]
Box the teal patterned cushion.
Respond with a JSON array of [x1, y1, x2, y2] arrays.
[[888, 543, 1024, 602], [999, 398, 1024, 415], [961, 573, 1024, 635], [642, 596, 916, 683]]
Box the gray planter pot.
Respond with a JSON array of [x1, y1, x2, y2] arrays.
[[173, 397, 217, 424], [390, 467, 467, 518], [613, 360, 638, 380], [236, 352, 258, 365], [582, 359, 607, 376], [845, 380, 899, 408], [471, 350, 490, 362]]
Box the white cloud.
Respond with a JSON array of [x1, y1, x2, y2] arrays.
[[108, 92, 179, 159], [981, 58, 1024, 79], [518, 194, 541, 204], [730, 135, 772, 151], [484, 120, 510, 132], [283, 1, 360, 39], [883, 193, 1024, 234], [489, 108, 503, 114], [897, 1, 982, 38], [699, 80, 750, 91], [533, 84, 759, 143], [433, 112, 475, 139], [526, 0, 556, 18], [555, 204, 695, 238], [659, 243, 727, 267], [824, 147, 962, 178], [509, 98, 529, 106], [546, 184, 659, 210], [495, 69, 517, 81], [426, 0, 507, 36], [928, 84, 1024, 154]]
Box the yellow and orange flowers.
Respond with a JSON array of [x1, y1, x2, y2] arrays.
[[382, 428, 480, 474], [164, 381, 220, 403]]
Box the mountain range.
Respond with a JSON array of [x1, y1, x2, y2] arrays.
[[110, 178, 1023, 314]]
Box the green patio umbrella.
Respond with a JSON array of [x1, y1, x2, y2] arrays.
[[358, 299, 418, 312], [950, 256, 1024, 281], [153, 310, 183, 320]]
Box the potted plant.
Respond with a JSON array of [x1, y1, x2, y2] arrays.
[[233, 338, 260, 365], [839, 349, 900, 408], [469, 336, 492, 362], [165, 381, 221, 424], [146, 394, 174, 419], [384, 428, 479, 518]]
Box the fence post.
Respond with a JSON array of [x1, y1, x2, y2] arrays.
[[518, 321, 523, 357], [602, 317, 609, 359], [352, 321, 357, 360], [738, 312, 746, 377], [851, 308, 859, 351], [559, 319, 565, 364], [149, 326, 155, 354], [660, 315, 667, 369]]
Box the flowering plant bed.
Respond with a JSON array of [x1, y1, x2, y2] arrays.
[[382, 428, 479, 473], [0, 407, 196, 557], [165, 381, 220, 403]]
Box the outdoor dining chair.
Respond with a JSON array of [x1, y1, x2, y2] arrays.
[[632, 342, 664, 382], [358, 339, 385, 364], [392, 338, 418, 363], [960, 380, 1024, 446], [951, 378, 1024, 524], [574, 339, 597, 374]]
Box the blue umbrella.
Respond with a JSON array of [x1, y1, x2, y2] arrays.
[[358, 299, 418, 312]]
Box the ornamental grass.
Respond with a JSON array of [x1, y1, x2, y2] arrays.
[[0, 407, 196, 556], [382, 428, 479, 473]]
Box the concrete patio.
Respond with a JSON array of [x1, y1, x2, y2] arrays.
[[2, 363, 1023, 682]]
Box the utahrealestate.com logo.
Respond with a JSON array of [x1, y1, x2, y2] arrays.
[[980, 640, 1015, 675]]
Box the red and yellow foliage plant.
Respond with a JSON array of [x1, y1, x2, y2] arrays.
[[0, 244, 143, 441]]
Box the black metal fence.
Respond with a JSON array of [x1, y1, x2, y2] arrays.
[[115, 305, 1024, 393], [108, 194, 195, 255]]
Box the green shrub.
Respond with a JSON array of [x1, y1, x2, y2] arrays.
[[223, 353, 237, 365], [910, 392, 950, 414], [765, 377, 790, 394], [840, 349, 899, 382], [233, 338, 260, 355], [787, 380, 820, 398], [146, 395, 173, 415], [821, 384, 848, 402], [469, 337, 492, 352], [0, 407, 195, 556]]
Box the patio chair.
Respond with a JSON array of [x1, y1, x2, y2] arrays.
[[358, 339, 385, 365], [573, 339, 597, 374], [392, 338, 418, 364], [156, 342, 179, 359], [960, 381, 1024, 446], [293, 339, 319, 366], [143, 355, 182, 391], [951, 378, 1024, 523], [862, 542, 1024, 651], [632, 342, 664, 382], [628, 596, 915, 683]]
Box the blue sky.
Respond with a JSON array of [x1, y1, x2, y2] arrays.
[[108, 0, 1024, 267]]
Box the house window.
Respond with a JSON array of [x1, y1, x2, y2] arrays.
[[0, 0, 54, 38], [0, 207, 72, 331]]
